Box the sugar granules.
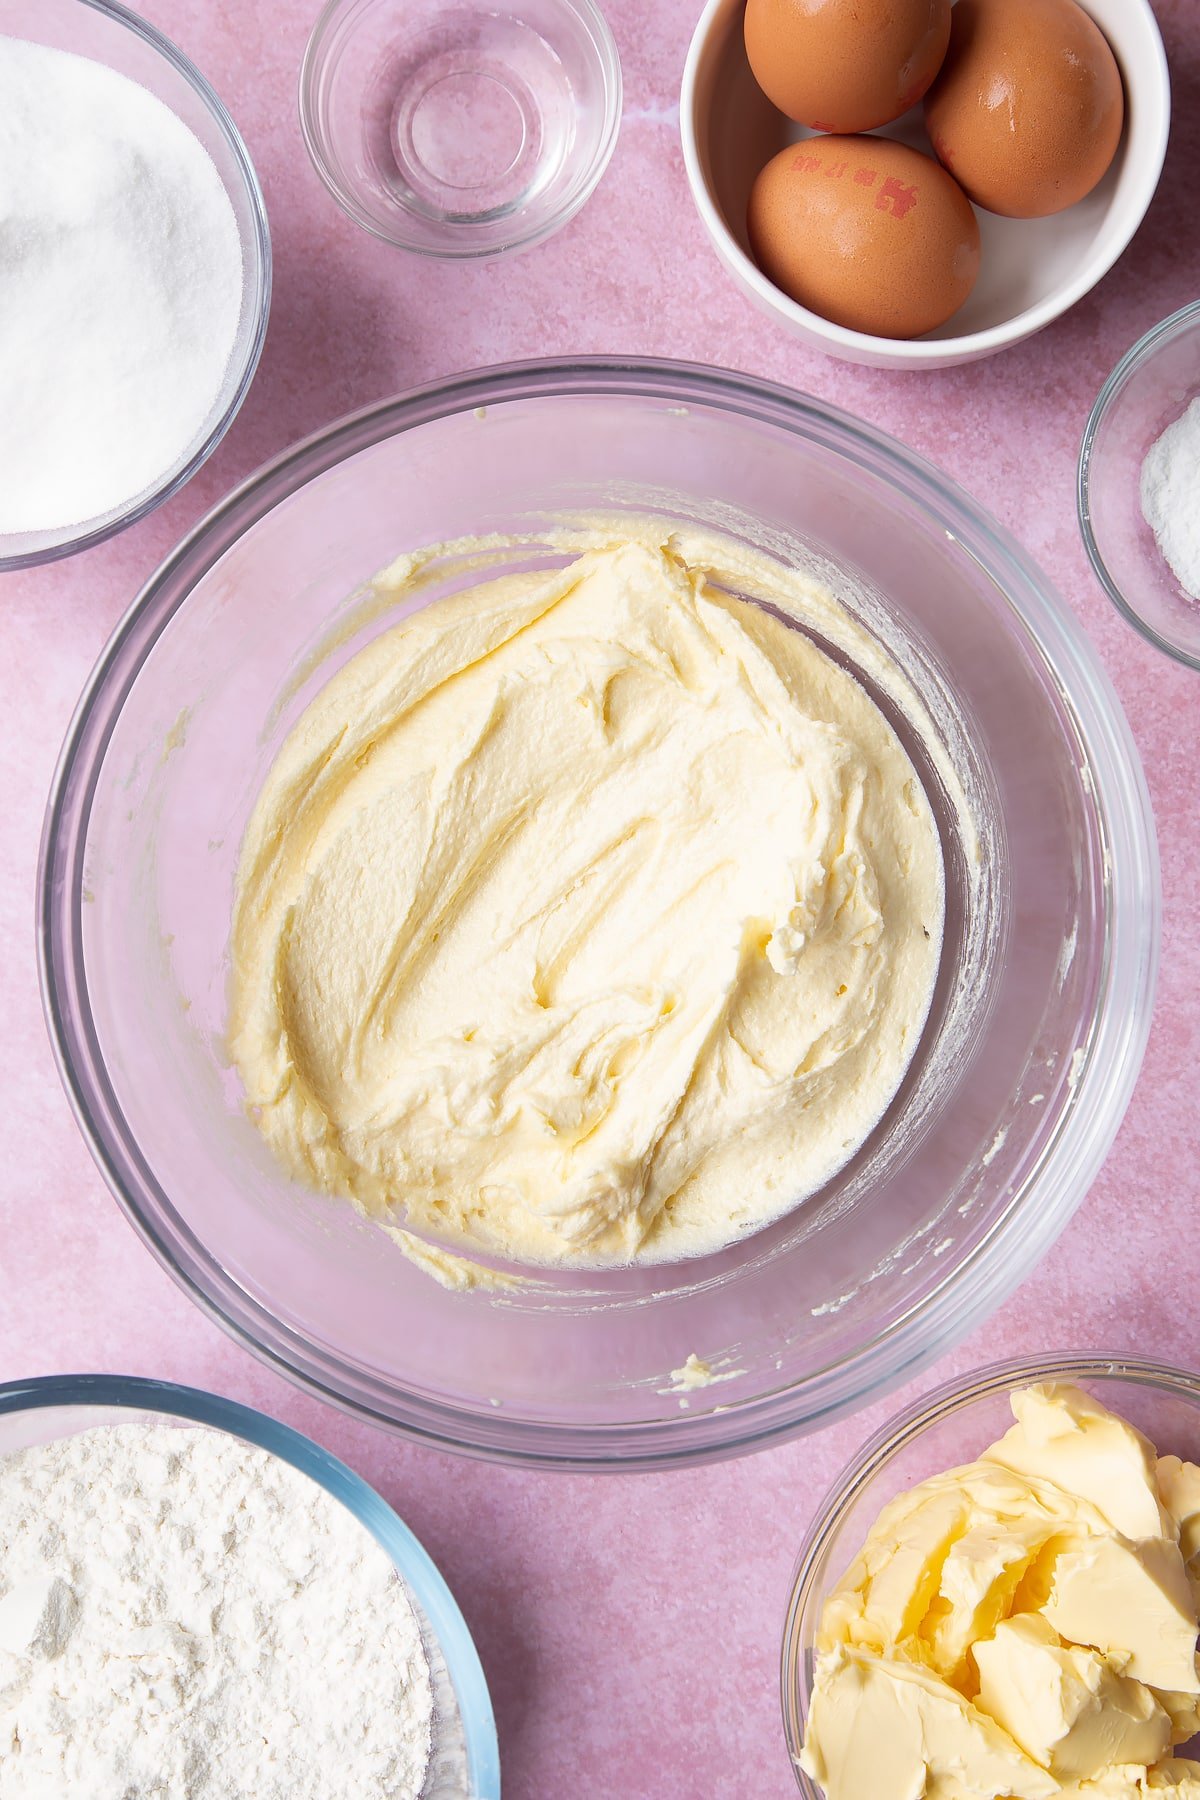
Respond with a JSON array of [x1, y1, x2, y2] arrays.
[[0, 36, 244, 537]]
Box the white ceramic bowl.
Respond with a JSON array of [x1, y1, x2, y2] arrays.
[[680, 0, 1169, 371]]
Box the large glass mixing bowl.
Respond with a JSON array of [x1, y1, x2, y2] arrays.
[[38, 360, 1158, 1470]]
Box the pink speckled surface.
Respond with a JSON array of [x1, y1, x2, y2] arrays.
[[3, 2, 1199, 1794]]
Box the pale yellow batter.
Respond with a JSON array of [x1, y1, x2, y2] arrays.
[[230, 536, 943, 1267]]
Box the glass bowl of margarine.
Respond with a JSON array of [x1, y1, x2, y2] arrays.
[[783, 1355, 1200, 1796], [39, 360, 1157, 1470]]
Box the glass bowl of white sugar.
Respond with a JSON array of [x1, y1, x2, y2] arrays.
[[1079, 298, 1200, 672], [0, 1374, 500, 1799], [0, 0, 271, 571]]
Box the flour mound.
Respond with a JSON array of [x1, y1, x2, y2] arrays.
[[0, 1423, 433, 1799]]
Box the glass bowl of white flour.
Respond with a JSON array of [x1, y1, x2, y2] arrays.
[[1079, 298, 1200, 672], [0, 1374, 499, 1799], [0, 0, 271, 570]]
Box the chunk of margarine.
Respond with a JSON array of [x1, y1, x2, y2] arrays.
[[801, 1386, 1200, 1800], [1042, 1534, 1200, 1693], [973, 1613, 1171, 1779], [1160, 1458, 1200, 1570], [1056, 1767, 1200, 1798], [1154, 1686, 1200, 1747], [983, 1384, 1172, 1542], [1054, 1772, 1152, 1799], [817, 1465, 1108, 1660], [798, 1645, 1057, 1800], [1144, 1763, 1200, 1793], [1055, 1768, 1200, 1800], [922, 1517, 1065, 1684]]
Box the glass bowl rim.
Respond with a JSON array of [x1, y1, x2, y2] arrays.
[[0, 1370, 501, 1798], [37, 355, 1160, 1472], [297, 0, 623, 260], [1077, 297, 1200, 673], [0, 0, 273, 573], [780, 1350, 1200, 1793]]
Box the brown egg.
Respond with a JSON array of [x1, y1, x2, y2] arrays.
[[924, 0, 1124, 218], [747, 136, 980, 339], [744, 0, 951, 134]]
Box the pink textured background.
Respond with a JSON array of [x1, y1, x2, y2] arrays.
[[3, 2, 1199, 1793]]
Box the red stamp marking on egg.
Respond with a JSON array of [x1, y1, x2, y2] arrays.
[[791, 151, 822, 174], [875, 177, 918, 218], [811, 121, 836, 134], [824, 161, 849, 178], [854, 167, 878, 186]]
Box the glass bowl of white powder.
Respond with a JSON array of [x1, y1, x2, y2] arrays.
[[1079, 299, 1200, 672], [39, 359, 1158, 1470], [0, 0, 271, 571], [0, 1373, 500, 1799]]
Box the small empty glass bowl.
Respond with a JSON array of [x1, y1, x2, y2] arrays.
[[0, 1374, 500, 1798], [0, 0, 271, 571], [782, 1353, 1200, 1794], [299, 0, 621, 258], [1079, 300, 1200, 671]]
